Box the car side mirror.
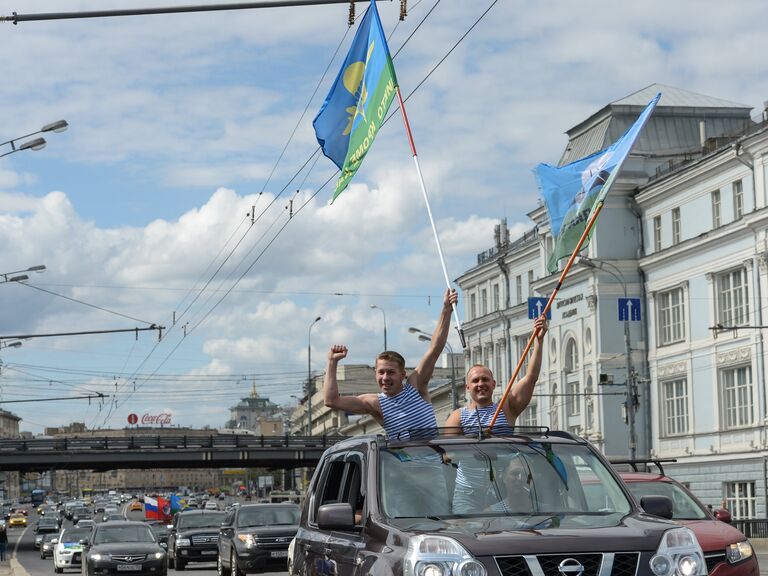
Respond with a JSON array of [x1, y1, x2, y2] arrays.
[[160, 542, 168, 549], [79, 538, 89, 546], [317, 503, 355, 531], [640, 495, 673, 519], [714, 508, 732, 524]]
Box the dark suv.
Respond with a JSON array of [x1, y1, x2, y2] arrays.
[[217, 503, 300, 575], [290, 430, 711, 576], [167, 509, 225, 570]]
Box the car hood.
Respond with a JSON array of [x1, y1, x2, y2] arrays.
[[237, 526, 298, 537], [176, 527, 220, 537], [89, 542, 163, 554], [385, 514, 677, 555], [676, 519, 747, 551]]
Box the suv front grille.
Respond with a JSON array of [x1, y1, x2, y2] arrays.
[[496, 553, 639, 576], [191, 534, 219, 545]]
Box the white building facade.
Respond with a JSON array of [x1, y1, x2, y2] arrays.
[[456, 83, 768, 517]]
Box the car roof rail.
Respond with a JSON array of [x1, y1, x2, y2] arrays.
[[610, 458, 678, 475]]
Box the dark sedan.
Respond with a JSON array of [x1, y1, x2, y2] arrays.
[[81, 521, 167, 576]]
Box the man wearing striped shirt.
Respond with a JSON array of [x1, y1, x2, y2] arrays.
[[323, 289, 458, 439]]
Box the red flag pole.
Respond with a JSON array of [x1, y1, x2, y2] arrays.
[[486, 201, 606, 432], [395, 86, 466, 348]]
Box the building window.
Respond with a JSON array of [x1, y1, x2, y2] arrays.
[[481, 288, 488, 316], [470, 293, 477, 320], [520, 402, 537, 427], [564, 339, 579, 373], [653, 216, 662, 252], [550, 384, 559, 430], [721, 365, 753, 429], [672, 208, 681, 245], [661, 378, 688, 436], [567, 381, 580, 416], [515, 275, 522, 305], [725, 481, 756, 519], [711, 189, 721, 228], [716, 268, 749, 326], [733, 179, 744, 220], [528, 270, 534, 297], [657, 287, 685, 345], [492, 283, 500, 311], [517, 335, 530, 376]]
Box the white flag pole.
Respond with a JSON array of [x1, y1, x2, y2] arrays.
[[395, 86, 466, 349]]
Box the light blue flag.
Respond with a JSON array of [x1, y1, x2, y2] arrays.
[[313, 0, 398, 201], [535, 92, 661, 273]]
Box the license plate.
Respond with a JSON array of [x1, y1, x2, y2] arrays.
[[116, 565, 142, 571], [270, 551, 288, 558], [201, 550, 217, 556]]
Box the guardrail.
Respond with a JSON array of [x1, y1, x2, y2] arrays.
[[0, 434, 346, 452]]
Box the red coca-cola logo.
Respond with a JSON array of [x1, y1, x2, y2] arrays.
[[127, 413, 138, 425], [141, 412, 172, 426]]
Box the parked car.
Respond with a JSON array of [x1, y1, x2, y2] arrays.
[[40, 533, 59, 559], [167, 509, 225, 570], [81, 521, 167, 576], [290, 431, 710, 576], [616, 461, 758, 576], [218, 503, 299, 575], [54, 526, 92, 573]]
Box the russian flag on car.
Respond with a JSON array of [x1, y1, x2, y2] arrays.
[[144, 496, 159, 520]]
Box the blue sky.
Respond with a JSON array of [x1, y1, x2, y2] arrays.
[[2, 0, 768, 433]]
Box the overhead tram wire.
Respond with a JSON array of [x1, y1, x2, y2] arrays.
[[16, 282, 156, 325], [101, 1, 494, 424]]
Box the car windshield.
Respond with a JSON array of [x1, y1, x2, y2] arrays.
[[236, 507, 299, 528], [378, 440, 631, 527], [178, 512, 225, 529], [93, 525, 155, 544], [61, 528, 91, 543], [625, 480, 708, 520]]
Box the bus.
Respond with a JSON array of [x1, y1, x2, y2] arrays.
[[31, 489, 46, 506], [268, 490, 302, 505]]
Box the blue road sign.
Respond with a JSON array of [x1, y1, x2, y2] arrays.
[[528, 297, 551, 320], [618, 297, 642, 321]]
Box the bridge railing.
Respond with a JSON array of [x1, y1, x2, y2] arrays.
[[0, 433, 346, 452]]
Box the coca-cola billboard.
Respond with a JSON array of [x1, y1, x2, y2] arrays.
[[139, 412, 173, 426]]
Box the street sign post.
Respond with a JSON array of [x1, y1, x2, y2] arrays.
[[618, 297, 641, 321], [527, 297, 551, 320]]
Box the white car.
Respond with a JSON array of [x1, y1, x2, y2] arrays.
[[203, 500, 219, 510], [53, 526, 91, 573]]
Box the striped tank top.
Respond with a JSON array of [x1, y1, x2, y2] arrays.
[[452, 404, 513, 513], [459, 404, 513, 435], [378, 382, 437, 439]]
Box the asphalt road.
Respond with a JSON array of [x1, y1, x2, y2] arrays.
[[8, 504, 288, 576]]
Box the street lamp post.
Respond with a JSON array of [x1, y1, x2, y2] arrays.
[[370, 304, 387, 350], [579, 257, 637, 460], [307, 316, 322, 437], [409, 327, 459, 409], [1, 265, 46, 284], [0, 120, 68, 159]]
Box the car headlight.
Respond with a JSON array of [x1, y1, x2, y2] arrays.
[[154, 552, 165, 560], [176, 538, 191, 547], [90, 553, 107, 561], [726, 540, 754, 564], [404, 535, 486, 576], [237, 534, 256, 549], [649, 527, 706, 576]]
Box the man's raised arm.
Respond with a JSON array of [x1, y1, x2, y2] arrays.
[[410, 288, 458, 395], [323, 344, 374, 415]]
